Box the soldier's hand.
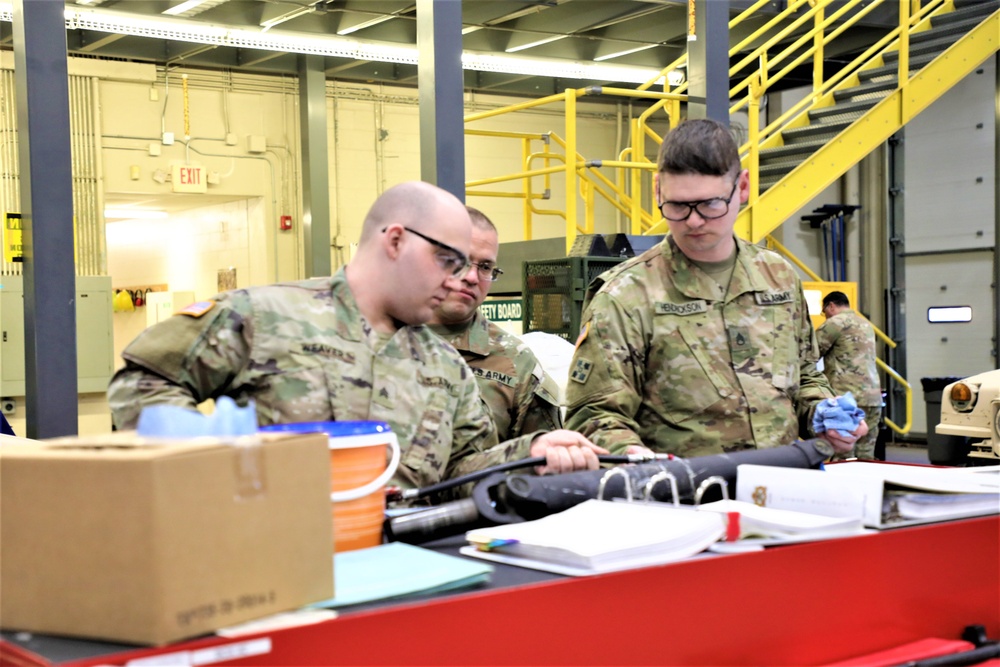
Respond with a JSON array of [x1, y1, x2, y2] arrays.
[[530, 430, 608, 475], [820, 419, 869, 454]]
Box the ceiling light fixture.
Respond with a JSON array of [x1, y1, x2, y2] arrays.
[[593, 43, 658, 62], [463, 51, 661, 85], [504, 34, 566, 54], [337, 15, 397, 36], [162, 0, 211, 17], [0, 4, 663, 84], [104, 208, 169, 220]]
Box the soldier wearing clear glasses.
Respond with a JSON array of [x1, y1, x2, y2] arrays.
[[428, 207, 568, 447], [565, 119, 867, 458], [108, 181, 602, 496]]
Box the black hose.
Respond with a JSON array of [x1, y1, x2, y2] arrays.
[[397, 454, 642, 501]]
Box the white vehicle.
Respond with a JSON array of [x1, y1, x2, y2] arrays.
[[936, 370, 1000, 463]]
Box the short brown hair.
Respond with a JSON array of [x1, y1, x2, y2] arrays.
[[657, 119, 740, 178], [465, 205, 497, 234]]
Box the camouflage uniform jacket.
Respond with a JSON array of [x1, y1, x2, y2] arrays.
[[564, 235, 834, 457], [107, 269, 536, 492], [429, 311, 562, 442], [816, 309, 882, 406]]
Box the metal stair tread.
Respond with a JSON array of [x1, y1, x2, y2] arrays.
[[759, 160, 808, 178], [883, 33, 971, 61], [759, 139, 827, 161], [833, 79, 896, 101], [810, 99, 879, 120], [859, 53, 937, 82], [783, 120, 853, 142]]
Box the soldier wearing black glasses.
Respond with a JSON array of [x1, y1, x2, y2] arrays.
[[110, 181, 602, 497], [565, 119, 866, 459]]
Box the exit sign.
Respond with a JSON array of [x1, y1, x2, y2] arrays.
[[172, 163, 207, 193]]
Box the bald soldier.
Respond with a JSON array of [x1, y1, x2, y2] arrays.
[[428, 206, 563, 441], [108, 181, 603, 494], [565, 119, 866, 457]]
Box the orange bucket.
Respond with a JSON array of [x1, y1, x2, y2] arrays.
[[260, 421, 399, 553]]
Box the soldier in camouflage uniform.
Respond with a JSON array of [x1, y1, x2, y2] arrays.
[[565, 119, 867, 458], [817, 291, 882, 459], [108, 181, 602, 494], [428, 207, 567, 445]]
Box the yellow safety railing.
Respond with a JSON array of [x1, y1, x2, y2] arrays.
[[464, 86, 683, 253]]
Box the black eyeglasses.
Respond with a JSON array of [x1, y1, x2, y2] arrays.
[[658, 179, 739, 223], [470, 261, 504, 282], [385, 226, 471, 277]]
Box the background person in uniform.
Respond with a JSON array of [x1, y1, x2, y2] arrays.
[[108, 181, 603, 494], [428, 206, 566, 442], [564, 119, 866, 458], [817, 291, 882, 459]]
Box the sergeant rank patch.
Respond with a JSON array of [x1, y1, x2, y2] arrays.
[[570, 358, 593, 384]]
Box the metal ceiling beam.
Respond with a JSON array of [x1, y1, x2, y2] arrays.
[[76, 31, 125, 52]]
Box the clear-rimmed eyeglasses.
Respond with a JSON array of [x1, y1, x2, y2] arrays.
[[470, 261, 504, 282], [384, 226, 471, 277], [657, 178, 739, 223]]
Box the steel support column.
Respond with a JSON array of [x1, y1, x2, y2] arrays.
[[417, 0, 465, 201], [687, 0, 730, 125], [12, 0, 78, 438], [298, 55, 331, 279], [887, 132, 908, 442]]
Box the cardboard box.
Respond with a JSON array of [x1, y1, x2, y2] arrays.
[[0, 431, 334, 645]]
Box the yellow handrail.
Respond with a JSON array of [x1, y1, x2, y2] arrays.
[[878, 359, 912, 434]]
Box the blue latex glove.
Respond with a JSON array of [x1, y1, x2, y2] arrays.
[[812, 392, 865, 438], [137, 396, 258, 437]]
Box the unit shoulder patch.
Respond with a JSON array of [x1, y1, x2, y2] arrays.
[[570, 358, 593, 384]]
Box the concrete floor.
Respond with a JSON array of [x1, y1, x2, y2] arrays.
[[884, 443, 931, 465]]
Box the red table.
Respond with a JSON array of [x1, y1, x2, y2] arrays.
[[2, 516, 998, 666]]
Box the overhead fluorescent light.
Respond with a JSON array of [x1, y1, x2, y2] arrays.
[[505, 34, 566, 54], [162, 0, 211, 17], [0, 4, 663, 84], [337, 15, 396, 36], [104, 208, 168, 220], [463, 51, 662, 85], [593, 44, 657, 62], [260, 5, 314, 32]]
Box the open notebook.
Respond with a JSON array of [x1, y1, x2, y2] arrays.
[[461, 500, 727, 576]]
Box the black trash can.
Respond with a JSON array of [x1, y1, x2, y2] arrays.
[[920, 377, 969, 466]]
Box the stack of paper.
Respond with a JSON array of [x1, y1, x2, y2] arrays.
[[461, 500, 727, 576], [697, 499, 867, 542]]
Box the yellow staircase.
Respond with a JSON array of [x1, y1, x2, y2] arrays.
[[735, 0, 999, 242]]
